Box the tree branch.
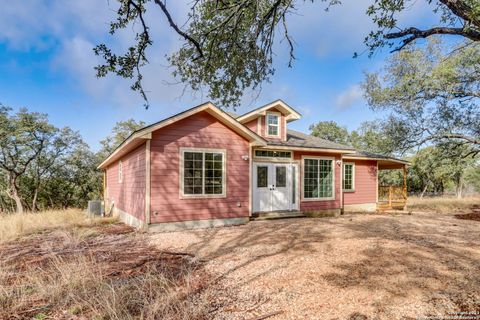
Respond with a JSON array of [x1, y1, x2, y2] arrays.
[[386, 27, 480, 52], [153, 0, 204, 60]]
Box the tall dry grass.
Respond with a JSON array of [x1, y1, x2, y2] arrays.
[[0, 255, 211, 319], [0, 209, 115, 243], [407, 196, 480, 213]]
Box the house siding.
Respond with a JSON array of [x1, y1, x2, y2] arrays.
[[244, 118, 259, 135], [255, 107, 287, 142], [343, 160, 377, 205], [105, 143, 146, 221], [150, 111, 250, 223], [295, 151, 342, 211]]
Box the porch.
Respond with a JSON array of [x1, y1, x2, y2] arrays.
[[377, 162, 408, 211]]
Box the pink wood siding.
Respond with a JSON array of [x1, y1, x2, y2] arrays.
[[295, 151, 342, 211], [244, 118, 259, 134], [150, 111, 250, 223], [106, 144, 146, 221], [343, 160, 378, 205]]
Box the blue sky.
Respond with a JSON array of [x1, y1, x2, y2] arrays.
[[0, 1, 432, 151]]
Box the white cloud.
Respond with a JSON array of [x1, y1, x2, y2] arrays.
[[335, 84, 363, 111]]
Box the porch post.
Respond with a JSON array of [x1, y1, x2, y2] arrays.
[[403, 164, 407, 209]]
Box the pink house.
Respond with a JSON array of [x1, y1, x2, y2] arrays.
[[98, 100, 408, 231]]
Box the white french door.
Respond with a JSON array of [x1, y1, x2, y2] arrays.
[[253, 162, 298, 212]]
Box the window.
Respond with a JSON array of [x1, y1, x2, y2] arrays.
[[276, 166, 286, 187], [181, 149, 225, 197], [266, 112, 280, 136], [257, 166, 268, 188], [303, 158, 334, 199], [118, 161, 123, 183], [343, 163, 355, 191], [254, 150, 291, 159]]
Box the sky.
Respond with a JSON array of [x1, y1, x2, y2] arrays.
[[0, 1, 434, 151]]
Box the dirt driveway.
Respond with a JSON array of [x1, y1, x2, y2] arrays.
[[150, 213, 480, 320]]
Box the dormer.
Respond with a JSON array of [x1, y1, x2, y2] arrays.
[[236, 100, 301, 142]]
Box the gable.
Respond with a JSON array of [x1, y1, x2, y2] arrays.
[[236, 100, 301, 124], [98, 102, 266, 169]]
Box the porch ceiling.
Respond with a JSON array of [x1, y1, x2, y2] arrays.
[[378, 160, 407, 170]]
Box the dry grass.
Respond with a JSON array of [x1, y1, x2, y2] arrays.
[[0, 216, 215, 319], [407, 195, 480, 213], [150, 213, 480, 319], [0, 209, 115, 243]]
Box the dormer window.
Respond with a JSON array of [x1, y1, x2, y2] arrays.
[[266, 112, 280, 137]]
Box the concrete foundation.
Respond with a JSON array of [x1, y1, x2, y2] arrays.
[[147, 217, 249, 233]]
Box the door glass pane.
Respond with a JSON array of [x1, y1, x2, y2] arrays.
[[276, 166, 286, 188], [257, 166, 268, 188]]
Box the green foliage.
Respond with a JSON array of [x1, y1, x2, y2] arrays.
[[96, 0, 480, 108], [363, 39, 480, 157], [309, 121, 350, 145], [0, 107, 102, 213], [98, 119, 145, 160]]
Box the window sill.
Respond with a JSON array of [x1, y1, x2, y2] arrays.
[[180, 194, 227, 200], [343, 189, 355, 193], [301, 197, 335, 202]]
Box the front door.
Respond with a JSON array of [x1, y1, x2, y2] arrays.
[[253, 163, 298, 212]]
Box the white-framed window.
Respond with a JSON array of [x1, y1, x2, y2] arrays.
[[254, 149, 292, 159], [343, 162, 355, 192], [303, 157, 334, 200], [118, 161, 123, 183], [265, 112, 280, 137], [180, 148, 226, 198]]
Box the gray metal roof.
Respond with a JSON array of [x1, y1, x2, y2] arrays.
[[266, 129, 356, 151]]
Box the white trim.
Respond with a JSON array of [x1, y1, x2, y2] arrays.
[[343, 156, 409, 165], [248, 143, 253, 216], [253, 148, 293, 162], [376, 161, 379, 203], [179, 147, 227, 199], [118, 160, 123, 183], [262, 145, 354, 154], [236, 100, 301, 123], [301, 155, 336, 202], [342, 162, 355, 192], [265, 111, 281, 138], [145, 140, 151, 225], [257, 116, 262, 135], [340, 155, 343, 210]]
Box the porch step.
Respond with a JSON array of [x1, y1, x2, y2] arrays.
[[250, 211, 306, 221]]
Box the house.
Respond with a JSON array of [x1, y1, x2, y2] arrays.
[[98, 100, 408, 231]]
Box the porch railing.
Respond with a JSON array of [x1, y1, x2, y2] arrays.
[[378, 185, 407, 210]]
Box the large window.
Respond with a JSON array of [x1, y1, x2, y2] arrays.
[[266, 112, 280, 136], [343, 163, 355, 191], [303, 158, 334, 199], [181, 149, 225, 197]]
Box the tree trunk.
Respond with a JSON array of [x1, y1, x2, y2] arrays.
[[7, 176, 24, 214], [32, 189, 38, 213], [456, 174, 464, 199], [420, 184, 428, 198], [11, 188, 23, 214]]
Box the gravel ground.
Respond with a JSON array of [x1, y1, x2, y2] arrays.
[[149, 213, 480, 320]]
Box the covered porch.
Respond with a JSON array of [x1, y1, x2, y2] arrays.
[[377, 160, 408, 211]]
